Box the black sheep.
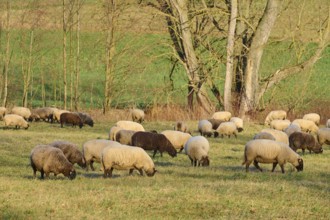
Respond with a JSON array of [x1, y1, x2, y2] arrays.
[[60, 112, 84, 128], [289, 131, 323, 154]]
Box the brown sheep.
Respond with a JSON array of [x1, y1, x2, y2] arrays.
[[75, 112, 94, 127], [30, 145, 76, 179], [60, 112, 83, 128], [289, 132, 323, 154], [207, 118, 225, 130], [131, 131, 177, 158]]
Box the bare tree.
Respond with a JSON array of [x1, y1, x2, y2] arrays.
[[2, 0, 11, 107]]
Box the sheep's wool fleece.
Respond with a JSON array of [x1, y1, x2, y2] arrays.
[[292, 119, 319, 133], [102, 146, 154, 172], [261, 128, 289, 144], [116, 120, 145, 132], [198, 120, 212, 132], [161, 130, 192, 149], [184, 136, 210, 160], [217, 122, 237, 135], [83, 139, 122, 161], [211, 111, 231, 121], [4, 114, 28, 128], [264, 110, 287, 125]]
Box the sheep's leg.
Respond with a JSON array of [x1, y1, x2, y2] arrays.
[[40, 170, 45, 179], [271, 162, 278, 172], [179, 148, 184, 153], [193, 160, 197, 167], [280, 165, 285, 174], [245, 161, 251, 173], [234, 134, 237, 139], [129, 169, 134, 176], [138, 169, 143, 176], [189, 157, 193, 166], [90, 161, 95, 171], [152, 150, 158, 158], [302, 149, 305, 155], [253, 160, 262, 172], [109, 168, 113, 178]]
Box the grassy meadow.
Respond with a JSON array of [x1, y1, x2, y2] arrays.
[[0, 117, 329, 219]]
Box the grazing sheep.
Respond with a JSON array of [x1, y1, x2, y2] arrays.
[[264, 110, 287, 126], [184, 136, 210, 167], [292, 119, 319, 133], [198, 120, 214, 137], [0, 107, 7, 120], [284, 123, 302, 137], [115, 129, 136, 145], [174, 121, 190, 133], [11, 107, 31, 120], [207, 118, 225, 130], [116, 120, 145, 132], [30, 145, 76, 179], [270, 119, 291, 131], [60, 112, 83, 128], [242, 139, 303, 173], [4, 114, 29, 129], [53, 109, 70, 123], [261, 128, 289, 144], [102, 145, 157, 178], [211, 111, 232, 121], [131, 108, 145, 123], [253, 132, 276, 141], [76, 112, 94, 127], [131, 131, 177, 158], [109, 126, 122, 141], [30, 107, 54, 122], [289, 132, 323, 154], [161, 130, 192, 152], [215, 121, 238, 138], [326, 119, 330, 128], [49, 140, 86, 168], [317, 128, 330, 146], [303, 113, 321, 126], [230, 117, 244, 132], [82, 139, 122, 171]]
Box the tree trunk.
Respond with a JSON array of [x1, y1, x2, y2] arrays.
[[22, 30, 33, 108], [63, 0, 67, 110], [224, 0, 237, 112], [239, 0, 280, 118], [74, 1, 80, 111], [2, 1, 10, 107]]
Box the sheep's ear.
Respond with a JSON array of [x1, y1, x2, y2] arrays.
[[298, 158, 303, 163]]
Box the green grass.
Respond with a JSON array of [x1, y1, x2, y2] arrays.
[[0, 119, 329, 219]]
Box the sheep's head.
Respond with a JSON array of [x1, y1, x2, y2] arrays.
[[79, 122, 84, 129], [296, 158, 303, 172], [68, 169, 76, 180], [146, 168, 157, 177], [200, 156, 210, 167], [167, 146, 177, 157]]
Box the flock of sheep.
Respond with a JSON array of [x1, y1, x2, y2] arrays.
[[1, 106, 330, 179]]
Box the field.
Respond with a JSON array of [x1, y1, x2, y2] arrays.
[[0, 116, 329, 219]]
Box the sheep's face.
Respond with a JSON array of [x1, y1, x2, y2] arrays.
[[200, 156, 210, 167], [68, 169, 76, 180], [312, 146, 323, 154], [79, 122, 84, 129], [295, 158, 303, 172], [146, 168, 157, 177], [167, 146, 177, 157], [86, 119, 94, 127]]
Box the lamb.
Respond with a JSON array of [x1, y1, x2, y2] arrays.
[[4, 114, 29, 129], [115, 129, 136, 145], [264, 110, 287, 126], [116, 120, 145, 132], [109, 126, 122, 141], [131, 108, 145, 123], [161, 130, 192, 152], [102, 145, 157, 178], [326, 119, 330, 128], [174, 121, 190, 133], [0, 107, 7, 120], [11, 106, 31, 120], [198, 120, 214, 137], [215, 121, 238, 138], [292, 119, 319, 133], [284, 123, 302, 137], [75, 112, 94, 127], [242, 139, 303, 173], [131, 131, 177, 158], [253, 132, 276, 141], [60, 112, 83, 128], [317, 128, 330, 146], [211, 111, 232, 121], [261, 128, 289, 144], [49, 140, 86, 167], [303, 113, 321, 126], [270, 119, 291, 131], [82, 139, 122, 171], [30, 145, 76, 179], [289, 132, 323, 154], [230, 117, 244, 132], [184, 136, 210, 167], [207, 118, 225, 130], [30, 107, 55, 122]]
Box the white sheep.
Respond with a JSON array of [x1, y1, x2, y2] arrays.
[[215, 121, 238, 138], [317, 128, 330, 146], [184, 136, 210, 166], [131, 108, 145, 123], [115, 129, 136, 145], [264, 110, 287, 126], [211, 111, 232, 121], [11, 107, 31, 120], [102, 145, 157, 177], [292, 119, 319, 133], [53, 109, 70, 122], [108, 126, 122, 141], [0, 107, 7, 120], [326, 119, 330, 128], [174, 121, 190, 133], [242, 139, 303, 173], [82, 139, 122, 171], [198, 120, 213, 137], [261, 128, 289, 144], [4, 114, 29, 129], [161, 130, 192, 152], [270, 119, 291, 131], [230, 117, 244, 132], [284, 123, 302, 137], [116, 120, 145, 132], [303, 113, 321, 126]]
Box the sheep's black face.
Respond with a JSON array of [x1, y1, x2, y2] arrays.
[[69, 170, 76, 180], [201, 156, 210, 167], [146, 168, 157, 177], [296, 158, 303, 172], [79, 123, 84, 129], [213, 132, 219, 138], [238, 128, 244, 132], [312, 147, 323, 154], [87, 120, 94, 127]]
